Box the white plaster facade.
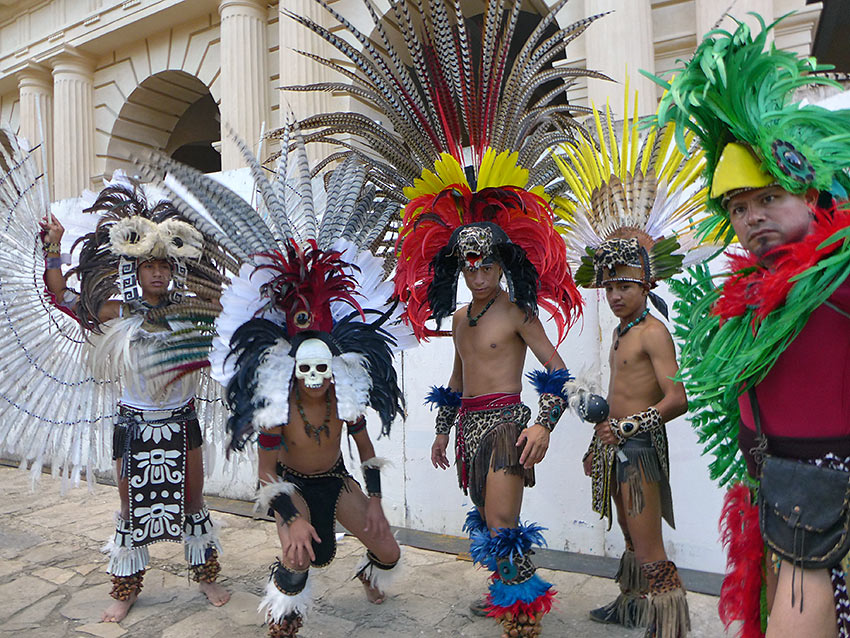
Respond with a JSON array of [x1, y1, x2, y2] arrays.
[[0, 0, 830, 574]]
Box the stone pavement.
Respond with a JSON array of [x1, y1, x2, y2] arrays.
[[0, 465, 729, 637]]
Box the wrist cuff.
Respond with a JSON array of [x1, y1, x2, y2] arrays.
[[537, 393, 566, 432], [610, 407, 662, 440], [255, 479, 300, 525], [361, 457, 390, 498]]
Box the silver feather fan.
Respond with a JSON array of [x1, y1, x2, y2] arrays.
[[0, 128, 120, 487]]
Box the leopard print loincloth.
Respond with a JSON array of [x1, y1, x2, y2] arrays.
[[456, 402, 532, 506]]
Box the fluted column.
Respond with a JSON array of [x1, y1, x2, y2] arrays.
[[17, 64, 54, 199], [696, 0, 775, 41], [51, 50, 95, 200], [584, 0, 657, 116], [279, 0, 335, 162], [219, 0, 270, 170]]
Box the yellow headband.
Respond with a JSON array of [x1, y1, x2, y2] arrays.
[[710, 142, 775, 200]]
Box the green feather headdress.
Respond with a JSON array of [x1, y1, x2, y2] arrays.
[[643, 12, 850, 245]]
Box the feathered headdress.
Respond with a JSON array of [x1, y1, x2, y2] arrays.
[[70, 182, 230, 333], [553, 84, 711, 316], [136, 126, 413, 450], [273, 0, 609, 340], [643, 12, 850, 244]]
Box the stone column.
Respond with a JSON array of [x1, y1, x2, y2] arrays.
[[51, 49, 95, 200], [279, 0, 334, 123], [696, 0, 775, 41], [584, 0, 657, 116], [219, 0, 271, 170], [17, 63, 54, 199]]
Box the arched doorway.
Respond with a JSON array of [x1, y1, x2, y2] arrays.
[[104, 70, 220, 176]]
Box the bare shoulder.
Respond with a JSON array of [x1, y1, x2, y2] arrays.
[[640, 316, 675, 351]]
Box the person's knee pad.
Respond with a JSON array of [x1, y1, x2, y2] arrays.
[[273, 561, 309, 595], [260, 560, 312, 624]]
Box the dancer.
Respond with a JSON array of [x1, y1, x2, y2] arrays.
[[555, 85, 707, 637], [146, 128, 410, 637], [648, 14, 850, 638], [40, 180, 232, 621]]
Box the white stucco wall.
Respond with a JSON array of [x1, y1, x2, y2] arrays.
[[162, 167, 727, 573]]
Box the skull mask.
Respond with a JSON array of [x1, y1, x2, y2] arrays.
[[294, 338, 333, 389]]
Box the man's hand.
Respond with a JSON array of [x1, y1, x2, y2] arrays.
[[279, 517, 320, 567], [40, 215, 64, 245], [517, 424, 550, 469], [364, 497, 392, 540], [583, 451, 593, 477], [594, 419, 619, 446], [431, 434, 450, 469]]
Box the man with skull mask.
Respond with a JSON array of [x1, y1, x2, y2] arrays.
[[219, 240, 407, 638]]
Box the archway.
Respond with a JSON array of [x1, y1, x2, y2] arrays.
[[104, 70, 220, 176]]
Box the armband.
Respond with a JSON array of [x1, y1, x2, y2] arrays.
[[42, 240, 61, 255], [256, 479, 300, 525], [361, 457, 390, 498], [258, 431, 283, 450], [425, 386, 461, 436], [526, 368, 572, 432], [347, 415, 367, 437], [45, 256, 62, 270], [609, 407, 662, 440]]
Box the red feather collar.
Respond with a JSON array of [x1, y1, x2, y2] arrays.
[[712, 206, 850, 322]]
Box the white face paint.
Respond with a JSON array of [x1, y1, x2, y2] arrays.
[[294, 338, 333, 389]]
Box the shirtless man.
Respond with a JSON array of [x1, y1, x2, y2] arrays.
[[253, 336, 401, 637], [40, 192, 230, 624], [429, 243, 572, 636], [584, 275, 689, 638]]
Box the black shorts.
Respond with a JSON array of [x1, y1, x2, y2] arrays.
[[275, 456, 354, 568]]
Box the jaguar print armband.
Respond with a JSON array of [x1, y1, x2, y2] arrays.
[[537, 393, 567, 432], [609, 407, 662, 440], [526, 368, 572, 433], [425, 386, 461, 436]]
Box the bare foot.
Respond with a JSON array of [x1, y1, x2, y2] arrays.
[[101, 592, 137, 623], [357, 573, 386, 604], [199, 580, 230, 606]]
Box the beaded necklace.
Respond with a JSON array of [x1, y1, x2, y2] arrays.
[[467, 289, 501, 327], [295, 386, 332, 443], [614, 307, 650, 350]]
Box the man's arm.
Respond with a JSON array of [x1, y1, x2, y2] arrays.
[[256, 425, 320, 566], [430, 320, 464, 470], [643, 323, 688, 422], [352, 426, 392, 538], [516, 314, 568, 468], [517, 314, 566, 371]]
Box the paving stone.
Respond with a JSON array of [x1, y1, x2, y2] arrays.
[[0, 574, 58, 621], [75, 622, 128, 638], [21, 541, 78, 565], [122, 569, 199, 627], [0, 621, 72, 638], [161, 609, 233, 638], [0, 528, 44, 559], [60, 583, 112, 623], [0, 558, 26, 580], [73, 562, 102, 576], [34, 565, 78, 584], [222, 590, 263, 626], [4, 593, 63, 630]]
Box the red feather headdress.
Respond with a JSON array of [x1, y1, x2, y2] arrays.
[[394, 152, 581, 343], [254, 239, 363, 336]]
